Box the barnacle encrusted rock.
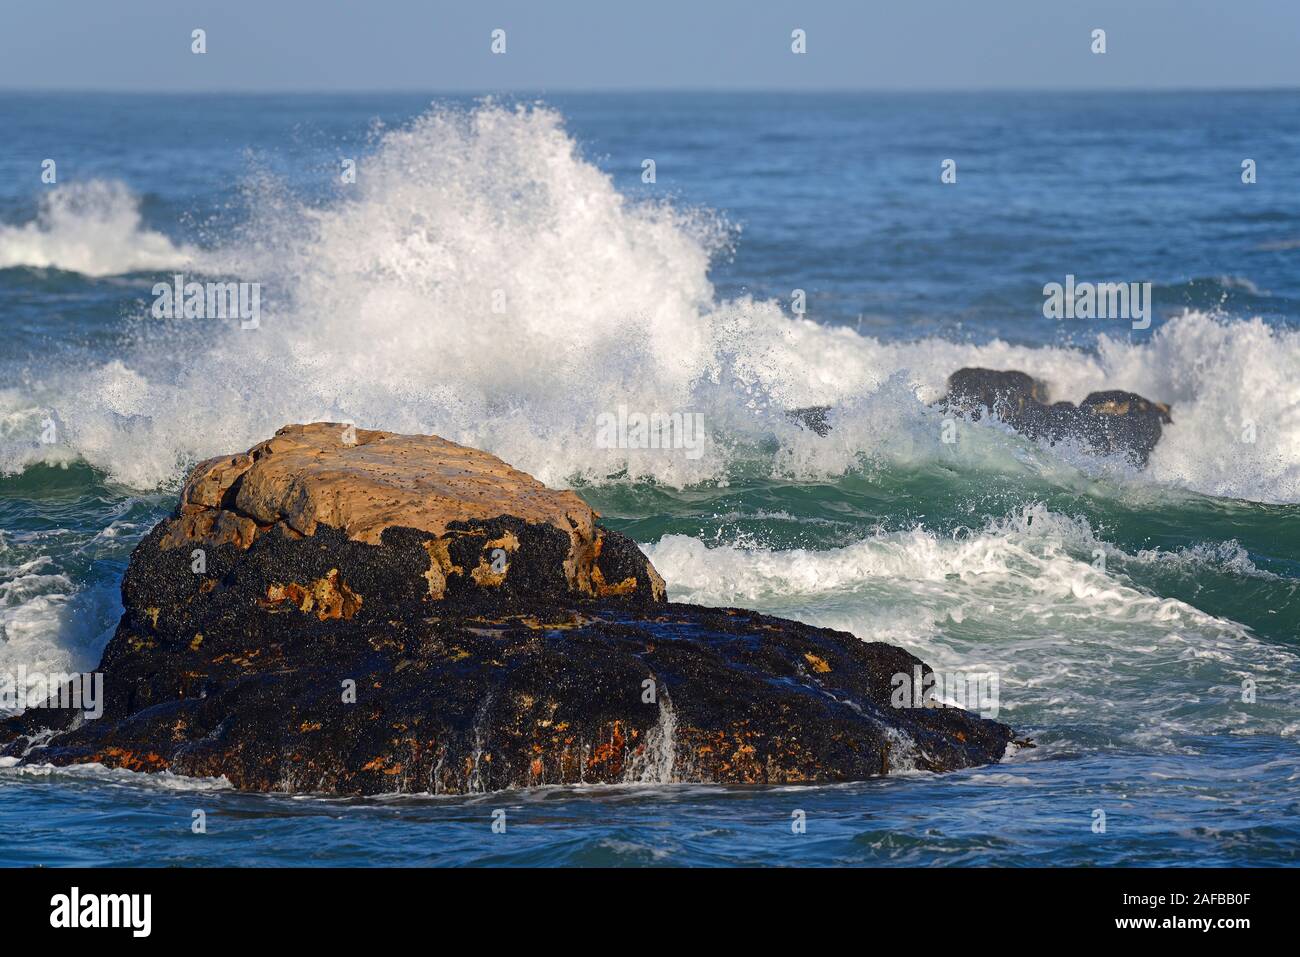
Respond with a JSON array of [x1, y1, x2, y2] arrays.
[[1, 424, 1016, 794]]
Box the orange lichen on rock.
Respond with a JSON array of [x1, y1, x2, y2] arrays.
[[470, 531, 520, 587], [264, 569, 362, 620], [803, 652, 832, 673], [96, 747, 169, 772], [591, 566, 638, 597], [586, 721, 628, 776], [420, 538, 460, 599]]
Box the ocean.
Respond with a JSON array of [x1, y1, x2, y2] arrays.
[[1, 91, 1298, 866]]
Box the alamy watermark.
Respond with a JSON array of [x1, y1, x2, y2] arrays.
[[890, 666, 1000, 719], [152, 274, 260, 329], [1043, 275, 1151, 330], [50, 887, 150, 937], [1, 668, 104, 719], [595, 405, 706, 460]]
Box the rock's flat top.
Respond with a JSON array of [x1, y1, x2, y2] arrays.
[[156, 422, 665, 605], [170, 422, 596, 548]]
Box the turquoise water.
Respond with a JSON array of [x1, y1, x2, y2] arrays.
[[1, 92, 1299, 866]]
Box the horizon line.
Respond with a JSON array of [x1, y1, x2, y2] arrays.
[[3, 85, 1299, 97]]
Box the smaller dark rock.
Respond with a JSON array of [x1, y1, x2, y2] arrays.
[[943, 368, 1052, 422], [941, 368, 1172, 466], [785, 369, 1172, 466]]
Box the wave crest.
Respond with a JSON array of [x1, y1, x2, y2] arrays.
[[0, 180, 195, 277]]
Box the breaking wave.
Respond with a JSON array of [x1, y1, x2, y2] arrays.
[[0, 103, 1298, 505], [0, 180, 195, 277]]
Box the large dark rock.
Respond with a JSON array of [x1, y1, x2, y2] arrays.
[[1, 424, 1016, 794]]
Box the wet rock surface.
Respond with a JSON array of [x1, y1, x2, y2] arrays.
[[942, 368, 1173, 466], [2, 424, 1014, 794]]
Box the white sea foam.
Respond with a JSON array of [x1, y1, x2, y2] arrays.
[[0, 180, 196, 277], [623, 693, 678, 785], [0, 761, 231, 791], [0, 557, 76, 709], [646, 506, 1246, 639], [0, 532, 124, 714]]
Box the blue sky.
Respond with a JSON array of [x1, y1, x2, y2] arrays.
[[1, 0, 1296, 92]]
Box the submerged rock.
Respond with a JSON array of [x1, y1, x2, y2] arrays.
[[942, 368, 1172, 466], [1, 424, 1014, 794], [789, 369, 1172, 466], [786, 405, 833, 437]]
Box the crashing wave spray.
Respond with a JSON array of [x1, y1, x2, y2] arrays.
[[624, 692, 678, 785], [3, 103, 1300, 503]]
